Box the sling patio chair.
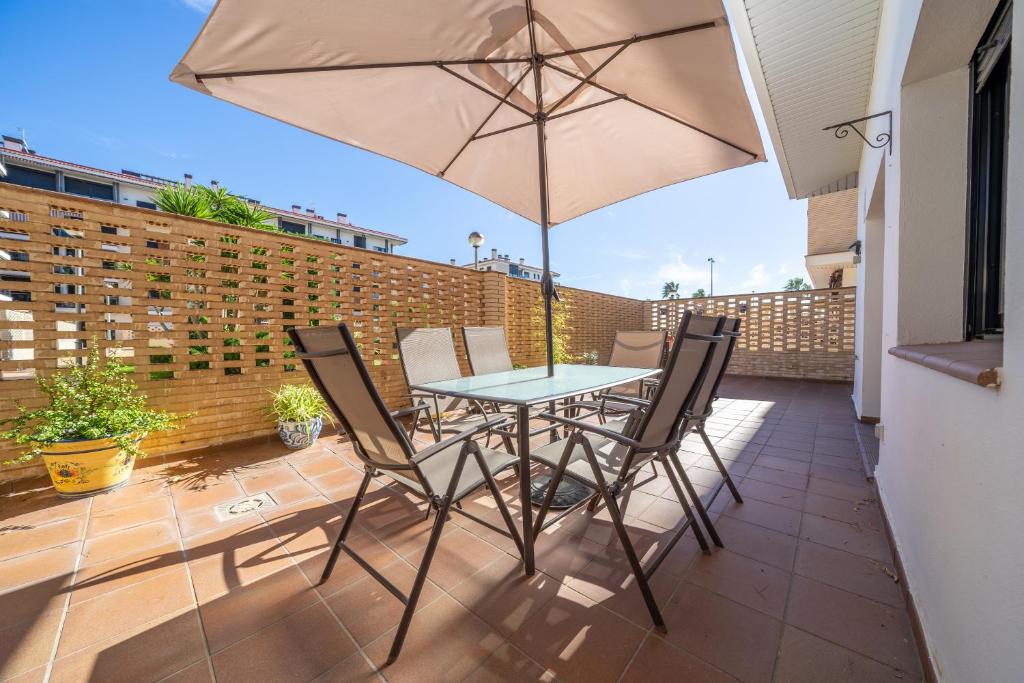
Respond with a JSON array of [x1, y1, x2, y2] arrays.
[[289, 323, 523, 664], [593, 316, 744, 547], [396, 327, 512, 448], [574, 330, 667, 422], [462, 325, 570, 453], [527, 311, 724, 630]]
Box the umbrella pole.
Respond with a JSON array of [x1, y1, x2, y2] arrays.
[[528, 33, 555, 376]]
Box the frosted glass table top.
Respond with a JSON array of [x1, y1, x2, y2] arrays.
[[409, 364, 660, 406]]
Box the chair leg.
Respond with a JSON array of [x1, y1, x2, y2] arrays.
[[667, 450, 723, 548], [387, 492, 452, 664], [697, 424, 743, 503], [475, 452, 525, 558], [660, 455, 710, 553], [532, 434, 578, 537], [320, 470, 373, 585], [579, 441, 665, 632]]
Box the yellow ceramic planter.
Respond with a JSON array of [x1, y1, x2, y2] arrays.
[[40, 436, 139, 497]]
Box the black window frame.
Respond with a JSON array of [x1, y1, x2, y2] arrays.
[[965, 0, 1012, 338], [64, 176, 115, 201]]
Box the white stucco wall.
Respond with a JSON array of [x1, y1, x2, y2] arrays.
[[861, 1, 1024, 680]]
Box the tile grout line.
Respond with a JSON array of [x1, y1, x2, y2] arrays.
[[41, 494, 92, 683], [166, 479, 217, 682]]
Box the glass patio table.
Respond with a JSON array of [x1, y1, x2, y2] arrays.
[[409, 363, 661, 574]]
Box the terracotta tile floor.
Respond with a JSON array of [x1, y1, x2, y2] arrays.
[[0, 378, 924, 682]]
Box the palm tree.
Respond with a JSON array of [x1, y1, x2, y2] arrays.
[[691, 288, 707, 298], [783, 277, 811, 291], [661, 281, 681, 299], [153, 183, 214, 219]]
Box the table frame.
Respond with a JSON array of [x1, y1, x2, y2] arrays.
[[411, 364, 661, 574]]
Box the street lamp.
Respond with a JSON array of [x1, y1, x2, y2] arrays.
[[468, 231, 485, 269], [707, 257, 715, 296]]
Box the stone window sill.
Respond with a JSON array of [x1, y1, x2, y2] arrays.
[[888, 339, 1002, 388]]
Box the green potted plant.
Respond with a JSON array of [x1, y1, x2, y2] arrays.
[[268, 383, 335, 449], [1, 342, 188, 497]]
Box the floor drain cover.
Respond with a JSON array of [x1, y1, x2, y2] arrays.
[[214, 491, 277, 521]]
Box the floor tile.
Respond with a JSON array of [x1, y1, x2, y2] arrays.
[[211, 603, 356, 683], [57, 565, 194, 656], [712, 516, 798, 571], [80, 518, 178, 567], [50, 607, 206, 683], [0, 607, 65, 680], [86, 495, 174, 539], [462, 642, 553, 682], [326, 558, 443, 646], [310, 652, 381, 682], [799, 514, 891, 563], [0, 516, 84, 561], [774, 626, 920, 682], [510, 584, 646, 683], [802, 492, 883, 532], [686, 549, 790, 618], [199, 564, 318, 653], [363, 594, 503, 683], [793, 541, 903, 608], [738, 479, 805, 511], [713, 497, 802, 536], [785, 576, 921, 675], [660, 583, 782, 683], [71, 540, 182, 605], [621, 635, 736, 683], [449, 554, 561, 638]]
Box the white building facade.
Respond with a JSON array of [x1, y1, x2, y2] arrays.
[[0, 138, 407, 253], [462, 248, 558, 282], [730, 0, 1021, 679]]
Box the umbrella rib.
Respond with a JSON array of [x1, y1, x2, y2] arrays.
[[544, 61, 760, 159], [546, 40, 631, 116], [438, 65, 534, 178], [193, 57, 531, 81], [435, 64, 534, 119], [542, 21, 719, 61], [472, 94, 625, 142]]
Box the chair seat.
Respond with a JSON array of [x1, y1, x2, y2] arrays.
[[530, 434, 632, 488], [389, 442, 518, 501]]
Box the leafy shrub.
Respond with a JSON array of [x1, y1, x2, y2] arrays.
[[267, 383, 336, 425], [1, 341, 189, 463]]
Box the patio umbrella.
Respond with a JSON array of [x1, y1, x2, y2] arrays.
[[170, 0, 764, 375]]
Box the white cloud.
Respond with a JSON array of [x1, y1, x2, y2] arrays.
[[619, 279, 631, 296], [655, 254, 707, 287], [181, 0, 215, 13], [739, 264, 770, 291]]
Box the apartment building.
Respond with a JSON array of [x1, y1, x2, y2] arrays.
[[0, 135, 407, 253]]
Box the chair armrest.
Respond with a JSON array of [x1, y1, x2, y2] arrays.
[[537, 413, 641, 448], [391, 403, 430, 419], [601, 394, 651, 408], [411, 415, 511, 464]]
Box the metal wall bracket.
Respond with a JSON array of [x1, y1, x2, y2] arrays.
[[823, 111, 892, 155]]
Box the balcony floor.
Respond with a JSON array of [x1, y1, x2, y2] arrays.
[[0, 378, 923, 682]]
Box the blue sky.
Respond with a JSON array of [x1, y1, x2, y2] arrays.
[[2, 0, 808, 299]]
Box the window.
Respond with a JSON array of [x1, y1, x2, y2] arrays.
[[966, 1, 1011, 338], [353, 235, 367, 249], [1, 164, 57, 190], [64, 176, 114, 200], [136, 200, 157, 210], [279, 219, 306, 235]]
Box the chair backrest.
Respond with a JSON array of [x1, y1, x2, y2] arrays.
[[463, 326, 514, 375], [633, 312, 724, 451], [396, 327, 463, 386], [608, 330, 667, 368], [290, 324, 413, 471], [690, 316, 741, 419]]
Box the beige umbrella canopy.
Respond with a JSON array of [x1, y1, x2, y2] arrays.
[[171, 0, 764, 374]]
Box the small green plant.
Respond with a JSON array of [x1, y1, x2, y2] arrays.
[[268, 383, 335, 425], [1, 341, 188, 464]]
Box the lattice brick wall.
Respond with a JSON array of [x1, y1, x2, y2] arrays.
[[0, 185, 487, 473], [644, 289, 856, 381], [0, 184, 857, 483]]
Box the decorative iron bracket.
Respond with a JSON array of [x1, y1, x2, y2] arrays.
[[823, 111, 892, 155]]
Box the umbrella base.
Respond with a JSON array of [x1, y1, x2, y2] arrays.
[[529, 473, 594, 509]]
